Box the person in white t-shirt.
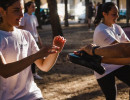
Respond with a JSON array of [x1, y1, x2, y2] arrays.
[[82, 2, 130, 100], [0, 0, 66, 100], [19, 1, 43, 80]]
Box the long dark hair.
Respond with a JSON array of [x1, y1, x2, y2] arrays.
[[94, 2, 116, 26], [25, 1, 34, 13]]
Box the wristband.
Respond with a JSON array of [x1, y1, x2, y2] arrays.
[[92, 46, 100, 56]]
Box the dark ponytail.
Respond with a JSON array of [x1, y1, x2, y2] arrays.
[[94, 2, 116, 26], [94, 4, 103, 26]]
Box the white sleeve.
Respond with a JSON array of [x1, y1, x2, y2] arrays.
[[19, 17, 25, 26], [22, 30, 39, 55], [31, 35, 39, 54], [119, 27, 130, 42], [28, 31, 39, 54], [0, 51, 6, 64], [93, 30, 117, 47]]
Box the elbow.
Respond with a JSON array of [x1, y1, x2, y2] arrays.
[[43, 70, 49, 72], [3, 75, 10, 78], [42, 68, 50, 72], [40, 65, 52, 72], [0, 73, 10, 78], [0, 69, 12, 78], [0, 64, 15, 78]]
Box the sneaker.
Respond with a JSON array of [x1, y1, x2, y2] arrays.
[[33, 73, 43, 80]]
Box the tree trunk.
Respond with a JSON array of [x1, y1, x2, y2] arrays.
[[35, 0, 42, 29], [102, 0, 105, 3], [64, 0, 69, 27], [47, 0, 63, 37], [117, 0, 120, 10], [126, 0, 130, 26], [85, 0, 89, 23]]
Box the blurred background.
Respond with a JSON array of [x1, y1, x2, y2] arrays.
[[24, 0, 129, 37]]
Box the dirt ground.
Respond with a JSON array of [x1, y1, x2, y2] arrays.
[[35, 21, 130, 100]]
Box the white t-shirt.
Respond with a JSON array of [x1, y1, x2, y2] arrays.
[[0, 27, 43, 100], [20, 13, 39, 42], [93, 23, 129, 79]]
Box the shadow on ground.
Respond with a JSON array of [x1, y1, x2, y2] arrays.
[[35, 22, 129, 100]]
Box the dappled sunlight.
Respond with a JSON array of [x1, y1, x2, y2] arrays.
[[37, 22, 129, 100], [40, 75, 99, 100], [37, 74, 129, 100], [37, 73, 129, 100]]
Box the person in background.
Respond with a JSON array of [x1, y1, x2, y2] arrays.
[[19, 1, 43, 80], [82, 2, 130, 100], [0, 0, 66, 100], [87, 1, 95, 31], [95, 2, 100, 17]]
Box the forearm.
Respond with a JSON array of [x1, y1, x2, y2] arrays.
[[95, 43, 130, 58], [0, 53, 39, 78], [102, 57, 130, 65], [35, 52, 59, 72], [35, 35, 66, 72]]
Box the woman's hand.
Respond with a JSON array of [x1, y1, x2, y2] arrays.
[[80, 44, 97, 55], [37, 45, 60, 59], [53, 35, 66, 52]]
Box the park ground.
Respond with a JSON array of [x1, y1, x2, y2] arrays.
[[35, 20, 130, 100]]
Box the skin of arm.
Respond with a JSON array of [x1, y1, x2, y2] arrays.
[[0, 47, 49, 78], [0, 36, 66, 78], [80, 42, 130, 65], [95, 42, 130, 58], [35, 36, 66, 72], [102, 57, 130, 65], [97, 39, 130, 64], [81, 42, 130, 58]]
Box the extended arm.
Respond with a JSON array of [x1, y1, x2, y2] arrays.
[[95, 43, 130, 58], [35, 36, 66, 72], [81, 43, 130, 58], [0, 47, 50, 78], [102, 57, 130, 65], [0, 36, 66, 78]]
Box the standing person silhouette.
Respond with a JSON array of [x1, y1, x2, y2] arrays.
[[19, 1, 43, 80], [88, 2, 94, 31], [0, 0, 66, 99], [81, 2, 130, 100]]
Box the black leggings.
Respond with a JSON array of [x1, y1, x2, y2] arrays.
[[36, 98, 44, 100], [97, 65, 130, 100], [31, 63, 36, 74]]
